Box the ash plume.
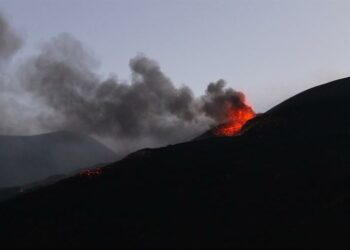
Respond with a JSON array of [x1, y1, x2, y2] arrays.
[[202, 79, 247, 122], [0, 14, 249, 154], [0, 14, 22, 63]]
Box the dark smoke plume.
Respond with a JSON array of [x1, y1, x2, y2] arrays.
[[202, 79, 247, 122], [0, 15, 248, 155]]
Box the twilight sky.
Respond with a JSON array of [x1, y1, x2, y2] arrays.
[[0, 0, 350, 112]]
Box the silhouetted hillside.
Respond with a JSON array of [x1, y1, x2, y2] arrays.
[[2, 78, 350, 249], [243, 77, 350, 137], [0, 131, 117, 187]]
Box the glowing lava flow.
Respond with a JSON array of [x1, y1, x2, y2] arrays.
[[215, 103, 255, 136], [81, 168, 102, 177]]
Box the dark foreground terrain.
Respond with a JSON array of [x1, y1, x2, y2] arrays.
[[2, 78, 350, 249]]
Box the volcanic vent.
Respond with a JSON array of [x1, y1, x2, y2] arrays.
[[214, 96, 255, 136], [195, 91, 256, 140]]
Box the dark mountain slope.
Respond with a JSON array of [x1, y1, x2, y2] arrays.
[[2, 78, 350, 248], [0, 131, 117, 187], [244, 77, 350, 136], [197, 77, 350, 139]]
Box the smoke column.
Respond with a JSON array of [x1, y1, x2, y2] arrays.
[[0, 14, 249, 155]]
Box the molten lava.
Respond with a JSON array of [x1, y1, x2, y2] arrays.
[[215, 102, 255, 136], [81, 167, 102, 177]]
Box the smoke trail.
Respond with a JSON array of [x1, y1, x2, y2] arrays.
[[1, 15, 249, 154]]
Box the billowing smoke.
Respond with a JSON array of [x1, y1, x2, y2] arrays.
[[0, 14, 249, 155], [0, 14, 22, 63], [202, 79, 247, 122]]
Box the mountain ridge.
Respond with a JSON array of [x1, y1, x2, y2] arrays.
[[2, 78, 350, 248]]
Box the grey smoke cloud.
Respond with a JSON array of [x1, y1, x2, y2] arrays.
[[0, 13, 22, 62], [0, 15, 249, 154], [202, 79, 246, 122]]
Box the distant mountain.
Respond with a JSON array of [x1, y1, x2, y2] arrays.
[[2, 78, 350, 249], [0, 131, 117, 187]]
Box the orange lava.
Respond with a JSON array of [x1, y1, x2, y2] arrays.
[[81, 168, 102, 177], [215, 104, 255, 136]]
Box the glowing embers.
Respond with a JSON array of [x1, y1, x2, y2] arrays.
[[81, 167, 102, 177], [215, 103, 255, 136]]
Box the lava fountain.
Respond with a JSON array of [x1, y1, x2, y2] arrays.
[[215, 95, 256, 136]]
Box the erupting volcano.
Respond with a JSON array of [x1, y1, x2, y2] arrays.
[[215, 96, 256, 136], [4, 77, 350, 249]]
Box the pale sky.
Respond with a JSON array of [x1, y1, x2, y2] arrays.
[[1, 0, 350, 112]]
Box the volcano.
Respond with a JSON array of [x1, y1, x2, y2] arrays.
[[2, 78, 350, 249]]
